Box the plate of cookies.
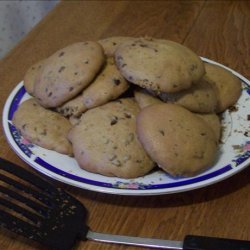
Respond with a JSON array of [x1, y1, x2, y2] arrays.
[[3, 37, 250, 195]]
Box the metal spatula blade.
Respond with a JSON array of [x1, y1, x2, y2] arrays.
[[0, 158, 249, 250]]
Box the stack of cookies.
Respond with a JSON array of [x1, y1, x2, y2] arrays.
[[12, 37, 242, 179]]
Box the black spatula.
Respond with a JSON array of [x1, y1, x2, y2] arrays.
[[0, 158, 249, 250]]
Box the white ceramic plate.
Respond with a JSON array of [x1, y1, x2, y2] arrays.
[[2, 58, 250, 195]]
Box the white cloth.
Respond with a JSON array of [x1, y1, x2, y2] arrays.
[[0, 0, 59, 59]]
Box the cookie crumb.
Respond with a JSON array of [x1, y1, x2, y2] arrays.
[[228, 105, 238, 112], [244, 131, 250, 137]]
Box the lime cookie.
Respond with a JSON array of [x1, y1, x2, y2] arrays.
[[115, 38, 205, 93], [204, 63, 242, 113], [68, 98, 155, 178], [136, 103, 218, 177], [12, 98, 72, 155], [33, 42, 105, 108]]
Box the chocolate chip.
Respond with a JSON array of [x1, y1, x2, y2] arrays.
[[109, 154, 117, 161], [190, 64, 197, 71], [124, 133, 134, 146], [113, 78, 121, 85], [59, 51, 65, 57], [69, 87, 74, 92], [41, 129, 47, 136], [110, 116, 118, 125], [58, 66, 66, 73], [124, 112, 131, 119], [159, 130, 165, 136]]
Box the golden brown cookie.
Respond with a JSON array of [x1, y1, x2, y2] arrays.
[[115, 38, 205, 93], [68, 98, 155, 178], [134, 88, 163, 109], [33, 42, 105, 108], [23, 59, 46, 96], [158, 78, 218, 113], [136, 103, 218, 177], [12, 98, 72, 155], [56, 94, 87, 117], [98, 36, 135, 56], [56, 57, 129, 118], [196, 113, 221, 142], [82, 57, 130, 109], [204, 63, 242, 113]]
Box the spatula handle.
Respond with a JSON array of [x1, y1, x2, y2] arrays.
[[183, 235, 250, 250], [86, 230, 250, 249]]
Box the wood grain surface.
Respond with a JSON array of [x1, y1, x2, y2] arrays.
[[0, 1, 249, 249]]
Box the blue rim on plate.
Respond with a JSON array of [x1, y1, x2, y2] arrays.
[[2, 58, 250, 195]]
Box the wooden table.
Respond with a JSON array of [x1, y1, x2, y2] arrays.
[[0, 1, 249, 249]]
